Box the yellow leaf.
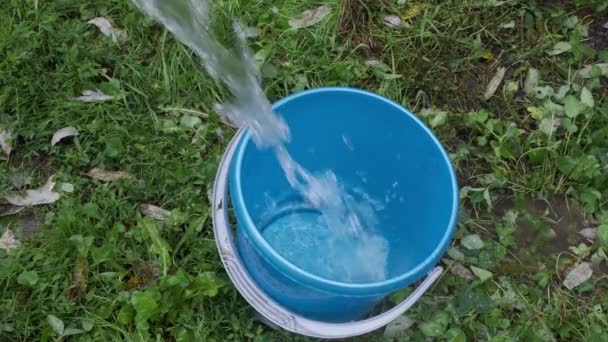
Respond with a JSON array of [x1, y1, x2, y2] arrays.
[[482, 51, 494, 60], [401, 3, 429, 21]]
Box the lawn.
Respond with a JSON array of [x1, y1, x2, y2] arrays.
[[1, 0, 608, 340]]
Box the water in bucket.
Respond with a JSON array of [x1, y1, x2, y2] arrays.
[[133, 0, 389, 283]]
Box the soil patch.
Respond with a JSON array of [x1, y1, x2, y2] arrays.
[[338, 0, 384, 57]]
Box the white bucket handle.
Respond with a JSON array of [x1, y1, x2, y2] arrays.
[[212, 129, 443, 339]]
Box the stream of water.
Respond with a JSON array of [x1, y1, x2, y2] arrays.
[[133, 0, 389, 283]]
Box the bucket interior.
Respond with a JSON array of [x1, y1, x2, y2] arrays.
[[233, 89, 457, 289]]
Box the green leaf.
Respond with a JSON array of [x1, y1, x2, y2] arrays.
[[444, 327, 467, 342], [534, 86, 554, 99], [117, 305, 135, 325], [179, 115, 202, 128], [546, 41, 572, 56], [598, 225, 608, 248], [46, 315, 64, 336], [527, 106, 543, 120], [91, 245, 114, 264], [580, 87, 595, 108], [62, 328, 85, 337], [81, 319, 94, 332], [455, 286, 493, 316], [419, 311, 450, 337], [564, 95, 585, 118], [131, 291, 159, 331], [471, 266, 493, 282], [430, 111, 448, 128], [191, 272, 221, 297], [17, 271, 39, 286], [69, 235, 94, 256], [461, 234, 484, 250], [447, 247, 465, 262], [539, 117, 555, 136], [590, 65, 603, 78], [141, 219, 172, 276]]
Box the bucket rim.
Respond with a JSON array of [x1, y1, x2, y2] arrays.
[[230, 86, 459, 296]]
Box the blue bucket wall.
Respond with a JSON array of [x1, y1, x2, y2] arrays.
[[229, 88, 459, 322]]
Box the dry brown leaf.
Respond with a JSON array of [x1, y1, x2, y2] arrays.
[[484, 67, 506, 100], [51, 127, 79, 146], [87, 17, 127, 43], [3, 175, 60, 207], [579, 228, 597, 241], [86, 168, 136, 182], [0, 229, 20, 251], [289, 5, 332, 29], [384, 15, 403, 27], [563, 262, 592, 289], [139, 204, 170, 221], [0, 129, 13, 156], [73, 90, 114, 102], [449, 261, 475, 280]]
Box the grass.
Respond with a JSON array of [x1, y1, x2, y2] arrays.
[[1, 0, 608, 340]]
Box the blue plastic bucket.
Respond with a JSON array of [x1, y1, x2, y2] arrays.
[[229, 87, 458, 323]]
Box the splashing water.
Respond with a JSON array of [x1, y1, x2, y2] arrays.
[[134, 0, 389, 282]]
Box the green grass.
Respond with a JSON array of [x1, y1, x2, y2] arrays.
[[1, 0, 608, 340]]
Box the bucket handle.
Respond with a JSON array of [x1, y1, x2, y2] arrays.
[[212, 129, 443, 339]]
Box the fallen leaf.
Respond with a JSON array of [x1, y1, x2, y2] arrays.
[[450, 262, 475, 280], [86, 168, 136, 182], [73, 90, 114, 102], [563, 262, 592, 289], [471, 266, 493, 282], [401, 3, 429, 20], [524, 68, 539, 97], [603, 22, 608, 29], [484, 67, 506, 100], [3, 175, 60, 207], [0, 229, 20, 251], [0, 205, 25, 217], [289, 5, 331, 29], [139, 204, 170, 221], [384, 15, 403, 27], [4, 189, 60, 207], [0, 129, 13, 156], [87, 17, 127, 43], [40, 175, 57, 192], [461, 234, 484, 250], [576, 64, 608, 78], [51, 127, 79, 146], [384, 315, 415, 338], [579, 228, 597, 241]]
